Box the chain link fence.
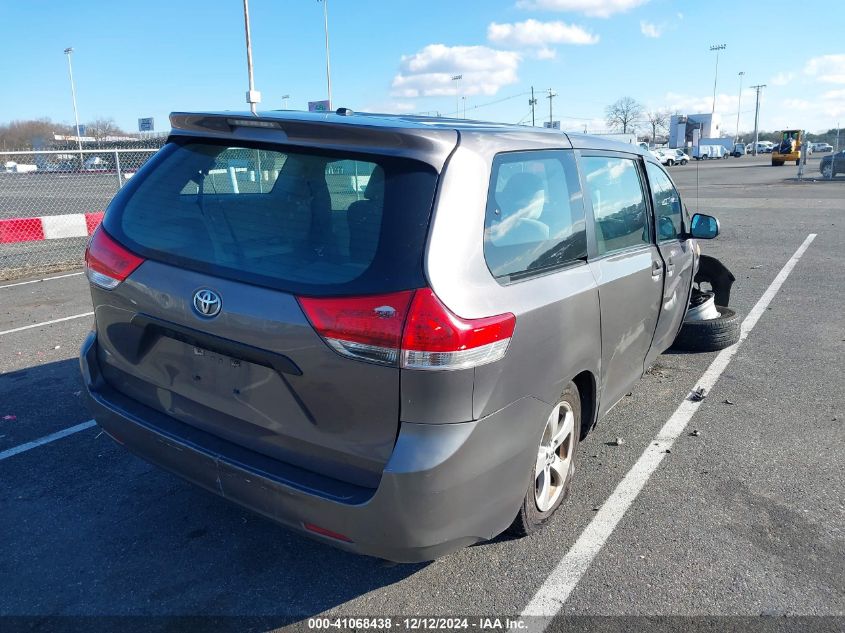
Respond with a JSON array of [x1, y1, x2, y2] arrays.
[[0, 148, 159, 280]]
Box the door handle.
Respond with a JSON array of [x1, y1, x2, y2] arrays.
[[651, 260, 663, 278]]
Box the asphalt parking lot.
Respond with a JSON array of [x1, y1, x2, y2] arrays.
[[0, 154, 843, 630]]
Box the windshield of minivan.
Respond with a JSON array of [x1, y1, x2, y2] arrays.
[[105, 141, 438, 295]]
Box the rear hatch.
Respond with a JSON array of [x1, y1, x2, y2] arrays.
[[88, 135, 444, 488]]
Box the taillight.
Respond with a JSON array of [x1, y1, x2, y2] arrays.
[[84, 227, 145, 290], [298, 289, 515, 371], [297, 291, 415, 365], [400, 289, 515, 370]]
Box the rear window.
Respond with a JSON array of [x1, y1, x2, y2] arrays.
[[104, 140, 438, 296]]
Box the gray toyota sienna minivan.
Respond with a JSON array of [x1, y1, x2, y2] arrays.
[[80, 110, 720, 562]]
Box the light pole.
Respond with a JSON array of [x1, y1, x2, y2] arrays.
[[63, 47, 83, 167], [451, 75, 462, 118], [709, 44, 726, 115], [242, 0, 261, 115], [318, 0, 332, 109], [282, 94, 290, 109], [750, 84, 766, 155], [735, 71, 744, 143], [529, 86, 537, 126]]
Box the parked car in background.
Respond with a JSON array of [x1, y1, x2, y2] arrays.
[[820, 150, 845, 178], [731, 143, 746, 157], [3, 161, 38, 173], [650, 148, 672, 165], [672, 149, 689, 165], [694, 145, 728, 160], [812, 143, 833, 153], [79, 109, 722, 562]]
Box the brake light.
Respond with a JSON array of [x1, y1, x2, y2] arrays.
[[84, 227, 145, 289], [401, 289, 515, 370], [298, 291, 415, 365], [298, 289, 515, 370]]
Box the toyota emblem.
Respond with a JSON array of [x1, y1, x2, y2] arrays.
[[193, 289, 222, 317]]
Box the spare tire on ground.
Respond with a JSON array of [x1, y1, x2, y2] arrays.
[[672, 306, 741, 352]]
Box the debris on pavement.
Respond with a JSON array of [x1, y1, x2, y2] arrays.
[[689, 387, 707, 402], [690, 429, 701, 437], [609, 437, 626, 446], [723, 398, 735, 405]]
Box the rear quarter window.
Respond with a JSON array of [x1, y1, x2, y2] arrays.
[[483, 150, 587, 282]]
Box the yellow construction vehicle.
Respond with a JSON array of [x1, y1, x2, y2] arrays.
[[771, 129, 803, 166]]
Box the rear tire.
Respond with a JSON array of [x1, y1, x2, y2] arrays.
[[672, 306, 741, 352], [509, 382, 581, 537]]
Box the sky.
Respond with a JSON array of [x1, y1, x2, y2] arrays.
[[1, 0, 843, 136]]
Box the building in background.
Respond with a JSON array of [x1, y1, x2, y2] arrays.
[[669, 113, 723, 149]]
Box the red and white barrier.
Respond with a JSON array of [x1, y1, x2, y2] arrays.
[[0, 212, 103, 244]]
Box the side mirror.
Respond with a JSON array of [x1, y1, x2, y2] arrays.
[[690, 213, 720, 239]]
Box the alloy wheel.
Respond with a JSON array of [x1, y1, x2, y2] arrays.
[[534, 401, 576, 512]]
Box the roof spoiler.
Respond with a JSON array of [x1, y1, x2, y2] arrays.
[[167, 112, 458, 170]]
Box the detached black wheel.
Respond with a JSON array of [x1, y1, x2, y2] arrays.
[[510, 382, 581, 537], [672, 306, 741, 352]]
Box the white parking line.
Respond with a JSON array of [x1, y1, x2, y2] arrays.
[[521, 233, 817, 628], [0, 271, 84, 290], [0, 420, 97, 462], [0, 312, 94, 336]]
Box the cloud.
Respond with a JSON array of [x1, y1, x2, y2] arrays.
[[488, 19, 599, 46], [804, 54, 845, 84], [770, 72, 795, 86], [639, 21, 662, 38], [783, 98, 813, 111], [516, 0, 650, 18], [391, 44, 521, 98], [365, 101, 418, 114], [822, 89, 845, 101], [536, 47, 557, 60]]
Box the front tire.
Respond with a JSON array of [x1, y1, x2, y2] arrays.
[[509, 382, 581, 537], [822, 164, 834, 178]]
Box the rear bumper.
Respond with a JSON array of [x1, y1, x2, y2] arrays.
[[80, 332, 545, 562]]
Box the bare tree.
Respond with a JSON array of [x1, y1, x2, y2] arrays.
[[86, 118, 126, 141], [645, 109, 670, 143], [605, 97, 643, 134], [0, 118, 74, 150]]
